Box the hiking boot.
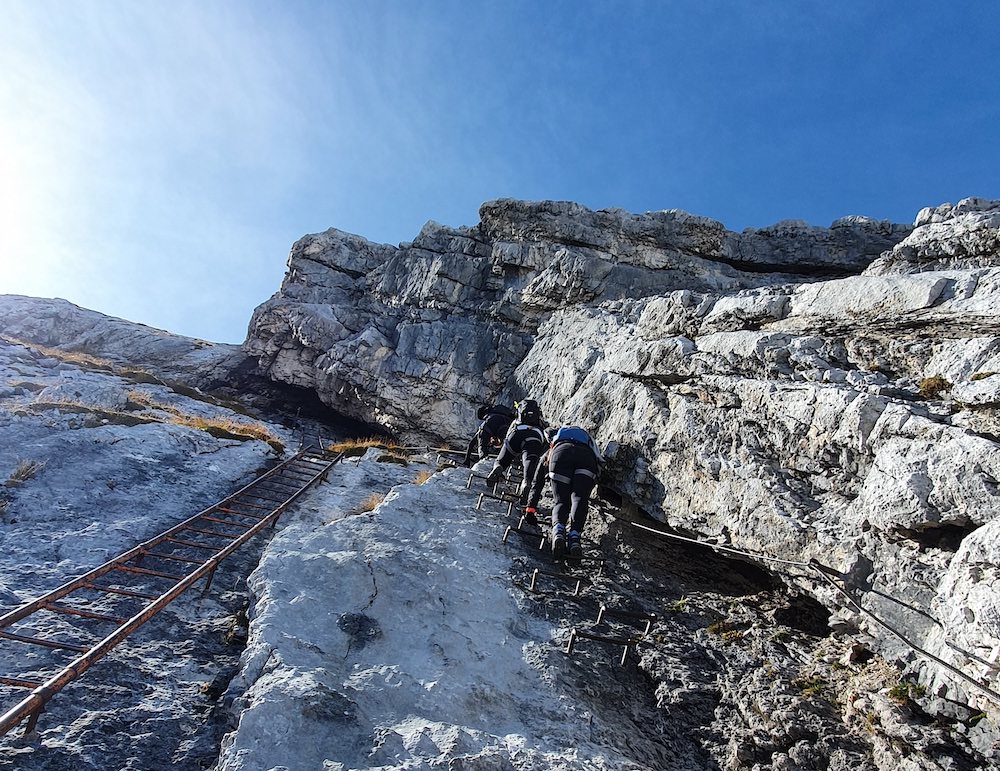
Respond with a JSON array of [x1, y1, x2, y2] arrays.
[[485, 466, 502, 488], [523, 507, 539, 528], [552, 523, 567, 559], [568, 530, 583, 558]]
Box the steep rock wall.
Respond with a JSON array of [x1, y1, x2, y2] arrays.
[[246, 200, 908, 438], [245, 197, 1000, 710]]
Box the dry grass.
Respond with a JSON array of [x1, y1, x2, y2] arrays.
[[414, 470, 434, 485], [166, 414, 284, 453], [1, 335, 116, 370], [1, 335, 164, 386], [353, 492, 385, 515], [38, 393, 284, 452], [8, 459, 45, 486], [28, 400, 161, 427], [328, 437, 400, 458], [918, 374, 952, 399], [794, 675, 829, 699]]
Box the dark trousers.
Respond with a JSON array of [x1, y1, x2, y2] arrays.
[[495, 439, 542, 505], [548, 443, 598, 532], [464, 427, 500, 466]]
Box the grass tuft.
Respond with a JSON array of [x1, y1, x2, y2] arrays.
[[793, 675, 829, 698], [414, 470, 434, 485], [888, 681, 926, 704], [353, 492, 385, 515], [4, 460, 45, 487], [38, 393, 284, 452], [328, 437, 400, 458], [9, 459, 45, 484], [918, 374, 952, 399], [668, 596, 689, 614], [168, 414, 284, 452]]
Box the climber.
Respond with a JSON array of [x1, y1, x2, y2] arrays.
[[484, 399, 547, 506], [526, 425, 603, 559], [463, 403, 516, 467]]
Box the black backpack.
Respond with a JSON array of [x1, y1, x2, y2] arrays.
[[517, 399, 542, 427]]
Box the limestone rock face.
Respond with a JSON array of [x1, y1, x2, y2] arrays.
[[246, 199, 910, 438], [245, 197, 1000, 720], [868, 196, 1000, 274], [0, 295, 246, 389]]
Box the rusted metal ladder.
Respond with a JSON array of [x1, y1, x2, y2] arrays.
[[0, 446, 341, 737]]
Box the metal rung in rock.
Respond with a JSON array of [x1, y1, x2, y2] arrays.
[[546, 546, 607, 573], [502, 527, 547, 549], [466, 473, 487, 489], [596, 605, 656, 635], [529, 569, 591, 596], [564, 628, 638, 666], [564, 554, 607, 574], [476, 493, 517, 513], [517, 516, 548, 531]]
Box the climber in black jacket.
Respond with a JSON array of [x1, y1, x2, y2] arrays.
[[526, 425, 603, 559], [484, 399, 547, 505], [463, 404, 516, 467]]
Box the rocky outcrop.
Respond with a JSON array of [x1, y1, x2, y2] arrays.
[[245, 196, 1000, 724], [246, 200, 909, 439], [0, 295, 247, 389], [868, 197, 1000, 274]]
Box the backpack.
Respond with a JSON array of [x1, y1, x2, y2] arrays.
[[516, 399, 542, 427], [478, 404, 515, 421], [552, 426, 590, 446]]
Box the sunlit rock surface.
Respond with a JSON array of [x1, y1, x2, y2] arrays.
[[0, 295, 246, 389], [244, 197, 1000, 746], [215, 454, 996, 770], [245, 199, 910, 439], [0, 333, 289, 770]]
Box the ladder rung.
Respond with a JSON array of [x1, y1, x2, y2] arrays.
[[530, 569, 587, 596], [165, 536, 220, 552], [502, 526, 546, 547], [222, 500, 273, 511], [274, 470, 315, 480], [85, 583, 159, 601], [143, 550, 205, 566], [43, 603, 128, 624], [256, 479, 302, 490], [199, 515, 253, 530], [563, 628, 637, 665], [182, 525, 240, 539], [0, 629, 88, 653], [114, 564, 185, 581], [240, 493, 287, 503], [596, 605, 655, 633], [572, 629, 640, 646], [0, 676, 43, 689], [217, 507, 267, 521]]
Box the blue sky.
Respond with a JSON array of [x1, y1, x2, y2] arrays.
[[1, 1, 997, 343]]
